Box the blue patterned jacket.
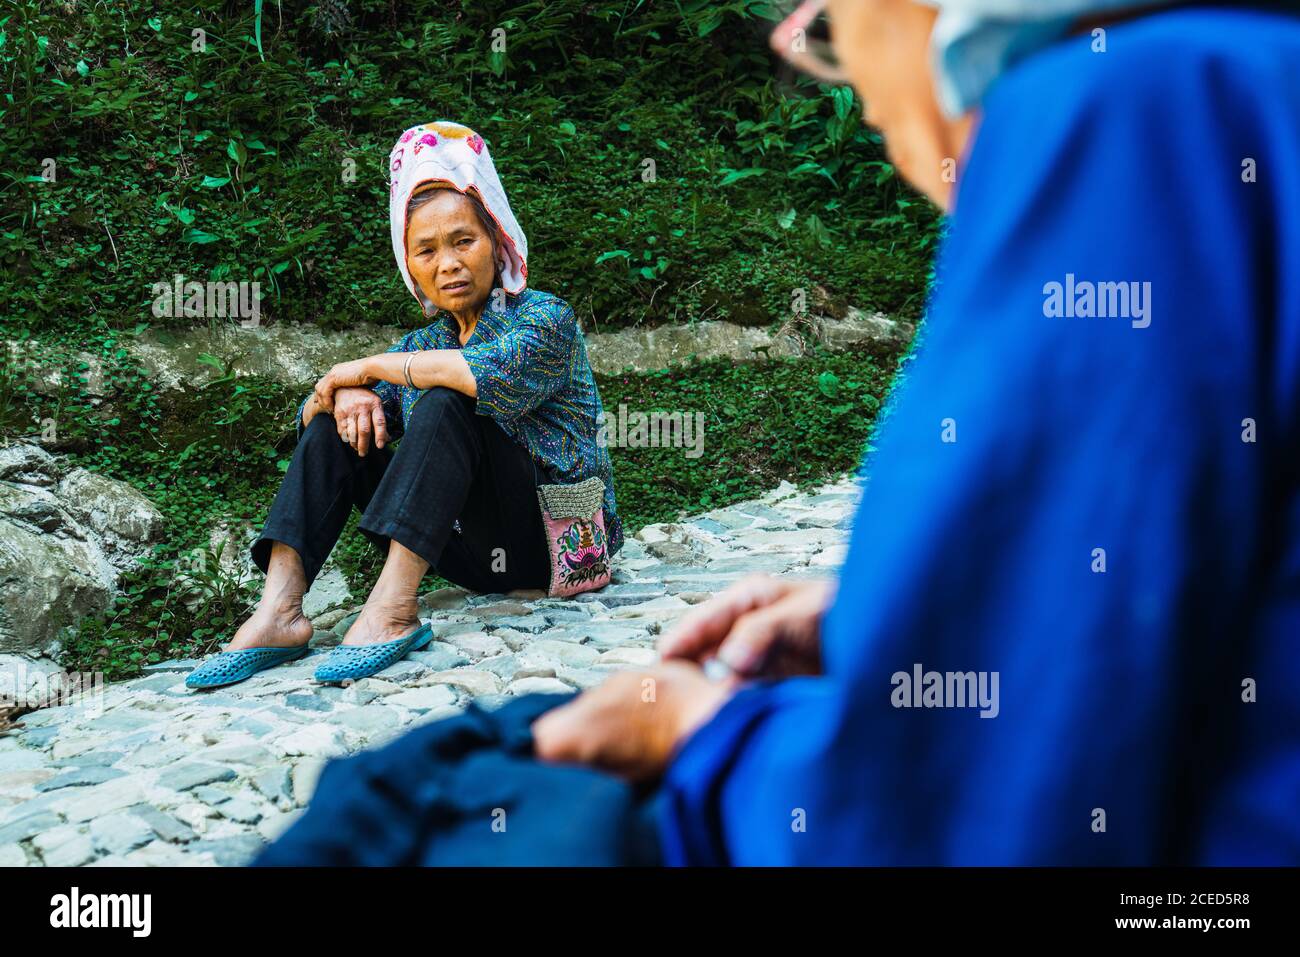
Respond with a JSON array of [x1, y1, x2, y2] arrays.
[[297, 289, 623, 556]]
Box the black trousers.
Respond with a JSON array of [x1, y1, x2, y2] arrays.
[[251, 386, 557, 594]]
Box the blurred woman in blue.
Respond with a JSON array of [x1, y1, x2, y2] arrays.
[[535, 0, 1300, 865]]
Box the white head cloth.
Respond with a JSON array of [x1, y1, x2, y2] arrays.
[[921, 0, 1181, 116], [388, 121, 529, 316]]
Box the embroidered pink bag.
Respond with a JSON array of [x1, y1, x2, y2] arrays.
[[536, 476, 612, 597]]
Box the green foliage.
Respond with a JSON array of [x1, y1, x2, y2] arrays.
[[62, 541, 259, 680], [599, 349, 888, 527], [0, 0, 938, 336]]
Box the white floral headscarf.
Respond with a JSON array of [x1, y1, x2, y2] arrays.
[[388, 121, 529, 316]]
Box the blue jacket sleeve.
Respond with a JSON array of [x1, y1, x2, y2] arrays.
[[657, 12, 1300, 866], [460, 298, 578, 420], [295, 395, 310, 442]]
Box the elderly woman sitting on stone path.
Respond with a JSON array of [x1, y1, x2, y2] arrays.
[[185, 121, 622, 690]]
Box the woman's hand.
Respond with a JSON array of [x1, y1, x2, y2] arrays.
[[532, 661, 736, 782], [658, 573, 835, 679], [533, 575, 835, 779], [331, 386, 389, 456], [313, 357, 380, 414]]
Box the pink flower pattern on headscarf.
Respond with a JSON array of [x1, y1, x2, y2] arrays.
[[388, 120, 529, 312]]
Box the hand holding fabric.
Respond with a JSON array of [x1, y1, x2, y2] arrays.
[[658, 573, 833, 678], [531, 661, 735, 782]]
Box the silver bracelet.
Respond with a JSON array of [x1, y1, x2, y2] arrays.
[[403, 351, 417, 389]]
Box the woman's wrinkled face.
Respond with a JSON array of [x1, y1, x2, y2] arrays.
[[405, 187, 499, 316], [826, 0, 970, 209]]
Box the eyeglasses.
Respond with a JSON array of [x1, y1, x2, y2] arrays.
[[769, 0, 850, 85]]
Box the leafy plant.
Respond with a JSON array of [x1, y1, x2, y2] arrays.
[[0, 0, 939, 338]]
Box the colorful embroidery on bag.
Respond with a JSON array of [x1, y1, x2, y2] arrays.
[[554, 517, 610, 589]]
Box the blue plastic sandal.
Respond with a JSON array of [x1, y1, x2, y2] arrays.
[[313, 622, 433, 684], [185, 644, 310, 690]]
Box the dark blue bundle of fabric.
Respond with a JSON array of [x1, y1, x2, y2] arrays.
[[254, 694, 661, 867]]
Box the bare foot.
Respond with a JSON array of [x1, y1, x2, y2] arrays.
[[341, 586, 422, 647], [226, 603, 314, 652]]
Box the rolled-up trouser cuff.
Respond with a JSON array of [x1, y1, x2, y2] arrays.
[[251, 490, 353, 589]]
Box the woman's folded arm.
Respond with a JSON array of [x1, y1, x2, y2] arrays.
[[368, 348, 477, 399]]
